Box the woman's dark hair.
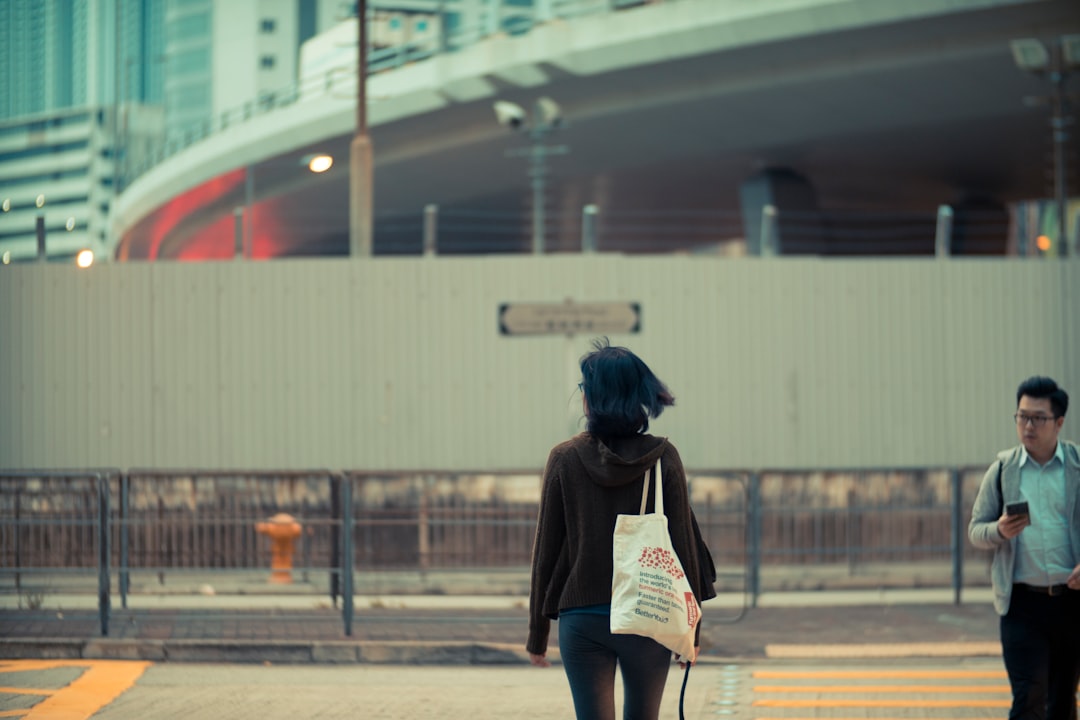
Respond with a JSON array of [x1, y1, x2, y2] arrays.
[[579, 338, 674, 437], [1016, 376, 1069, 418]]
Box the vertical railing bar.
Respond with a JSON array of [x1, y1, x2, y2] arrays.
[[120, 473, 130, 608], [341, 473, 354, 636], [950, 468, 963, 605], [97, 472, 111, 636], [14, 483, 21, 593], [748, 472, 761, 608], [330, 474, 341, 608]]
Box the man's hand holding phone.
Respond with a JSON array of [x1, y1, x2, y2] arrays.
[[998, 500, 1030, 539]]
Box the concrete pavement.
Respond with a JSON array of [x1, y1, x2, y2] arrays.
[[0, 578, 1003, 665]]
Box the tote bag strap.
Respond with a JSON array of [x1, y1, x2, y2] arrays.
[[638, 458, 664, 515]]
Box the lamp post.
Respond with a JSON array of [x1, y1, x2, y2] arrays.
[[494, 97, 567, 254], [350, 0, 373, 257], [1010, 35, 1080, 258]]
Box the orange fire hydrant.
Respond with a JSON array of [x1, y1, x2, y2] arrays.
[[255, 513, 302, 584]]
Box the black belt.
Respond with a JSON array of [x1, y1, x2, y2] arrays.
[[1014, 582, 1071, 597]]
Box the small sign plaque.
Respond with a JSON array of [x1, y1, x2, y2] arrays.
[[499, 301, 640, 336]]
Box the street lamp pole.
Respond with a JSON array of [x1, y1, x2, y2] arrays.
[[529, 124, 551, 255], [1011, 35, 1078, 258], [1049, 64, 1068, 258], [350, 0, 373, 257], [497, 98, 567, 254]]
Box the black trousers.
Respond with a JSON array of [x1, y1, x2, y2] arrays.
[[1001, 588, 1080, 720]]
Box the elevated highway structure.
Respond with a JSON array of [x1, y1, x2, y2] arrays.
[[110, 0, 1080, 260]]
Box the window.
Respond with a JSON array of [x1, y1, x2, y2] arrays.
[[260, 55, 276, 69], [260, 18, 276, 33]]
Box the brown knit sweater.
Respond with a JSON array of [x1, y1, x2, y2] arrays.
[[526, 432, 704, 656]]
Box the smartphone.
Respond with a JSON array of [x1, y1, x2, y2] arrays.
[[1005, 501, 1029, 517]]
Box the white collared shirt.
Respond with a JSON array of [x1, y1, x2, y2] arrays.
[[1013, 442, 1074, 586]]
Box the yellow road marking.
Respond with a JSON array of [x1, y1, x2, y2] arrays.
[[0, 687, 57, 695], [753, 669, 1006, 679], [0, 660, 149, 720], [754, 684, 1010, 693], [754, 699, 1010, 708], [764, 642, 1002, 658]]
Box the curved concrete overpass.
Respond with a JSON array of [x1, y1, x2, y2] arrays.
[[111, 0, 1080, 259]]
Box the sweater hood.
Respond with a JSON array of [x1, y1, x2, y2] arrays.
[[572, 433, 669, 488]]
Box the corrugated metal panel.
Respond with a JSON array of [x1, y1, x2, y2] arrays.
[[0, 257, 1076, 472]]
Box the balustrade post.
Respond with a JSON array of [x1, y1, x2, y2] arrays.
[[935, 205, 953, 258], [581, 204, 598, 253], [423, 204, 438, 257]]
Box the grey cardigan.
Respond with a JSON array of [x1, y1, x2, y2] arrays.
[[967, 441, 1080, 615]]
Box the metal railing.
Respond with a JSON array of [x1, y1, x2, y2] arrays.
[[379, 203, 1019, 257], [1, 465, 994, 636]]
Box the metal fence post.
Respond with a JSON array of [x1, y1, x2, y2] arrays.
[[120, 473, 130, 609], [330, 474, 341, 608], [341, 473, 354, 637], [97, 473, 111, 636], [748, 472, 762, 607], [423, 204, 438, 257], [935, 205, 953, 258], [950, 468, 963, 605], [14, 485, 21, 593], [846, 488, 857, 574], [418, 475, 431, 572], [581, 204, 598, 253]]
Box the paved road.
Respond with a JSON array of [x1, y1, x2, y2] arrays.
[[1, 656, 1024, 720]]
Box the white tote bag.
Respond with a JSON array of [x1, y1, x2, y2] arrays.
[[610, 459, 701, 662]]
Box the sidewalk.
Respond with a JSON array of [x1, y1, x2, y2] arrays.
[[0, 581, 1003, 665]]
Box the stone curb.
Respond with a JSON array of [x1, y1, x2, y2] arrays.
[[0, 638, 537, 665], [1, 637, 1002, 664]]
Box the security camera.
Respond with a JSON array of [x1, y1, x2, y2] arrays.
[[535, 97, 562, 128], [494, 100, 527, 130]]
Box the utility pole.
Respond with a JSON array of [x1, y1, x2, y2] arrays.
[[1049, 64, 1068, 258], [496, 98, 567, 254], [350, 0, 373, 257], [1010, 36, 1079, 257]]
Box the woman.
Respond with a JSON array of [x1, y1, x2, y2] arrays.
[[526, 339, 705, 720]]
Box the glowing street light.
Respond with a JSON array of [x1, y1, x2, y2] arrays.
[[307, 154, 333, 173], [76, 249, 94, 268]]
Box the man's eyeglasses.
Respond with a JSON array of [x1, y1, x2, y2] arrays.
[[1014, 413, 1055, 427]]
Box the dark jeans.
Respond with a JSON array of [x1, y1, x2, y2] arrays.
[[1001, 588, 1080, 720], [558, 613, 672, 720]]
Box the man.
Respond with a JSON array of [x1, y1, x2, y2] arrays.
[[969, 376, 1080, 720]]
